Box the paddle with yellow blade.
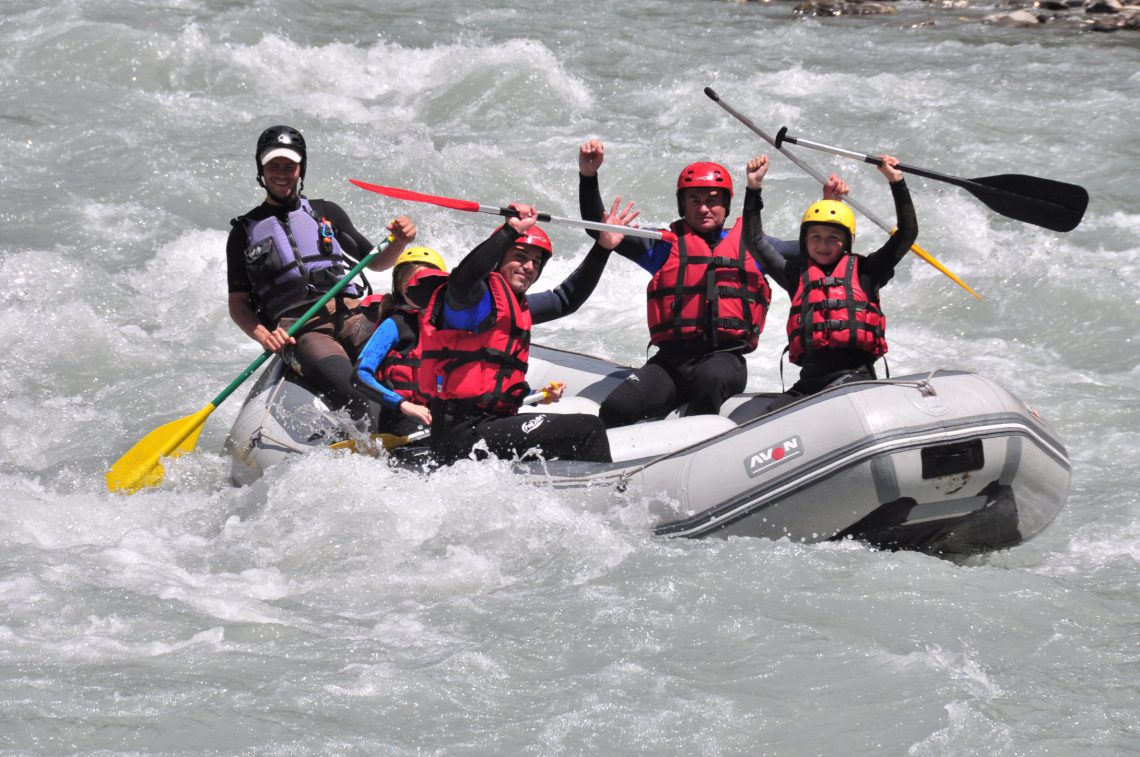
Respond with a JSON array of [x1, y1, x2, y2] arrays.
[[105, 236, 394, 494], [704, 87, 981, 300], [329, 382, 563, 456]]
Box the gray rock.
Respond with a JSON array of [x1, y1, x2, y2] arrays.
[[983, 8, 1045, 24], [1085, 0, 1123, 12], [1088, 6, 1140, 26], [793, 0, 897, 13]]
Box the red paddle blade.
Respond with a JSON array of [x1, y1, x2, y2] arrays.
[[349, 179, 481, 213]]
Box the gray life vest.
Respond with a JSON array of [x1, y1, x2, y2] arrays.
[[237, 198, 363, 322]]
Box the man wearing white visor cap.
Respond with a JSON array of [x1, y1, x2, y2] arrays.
[[225, 125, 417, 424]]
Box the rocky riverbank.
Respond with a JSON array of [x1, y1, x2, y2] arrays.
[[736, 0, 1140, 32]]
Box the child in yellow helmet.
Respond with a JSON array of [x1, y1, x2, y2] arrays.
[[746, 153, 917, 410], [352, 247, 448, 436]]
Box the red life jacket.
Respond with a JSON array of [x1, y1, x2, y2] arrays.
[[787, 254, 887, 366], [376, 307, 430, 405], [417, 272, 532, 415], [646, 220, 770, 353]]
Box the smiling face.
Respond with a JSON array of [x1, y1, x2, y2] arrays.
[[803, 223, 848, 267], [261, 156, 301, 204], [498, 245, 546, 295], [680, 188, 728, 234]]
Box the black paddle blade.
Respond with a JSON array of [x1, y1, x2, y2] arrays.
[[968, 174, 1089, 232]]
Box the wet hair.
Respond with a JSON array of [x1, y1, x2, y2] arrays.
[[373, 292, 398, 322]]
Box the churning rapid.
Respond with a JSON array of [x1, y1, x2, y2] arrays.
[[1, 0, 1137, 752]]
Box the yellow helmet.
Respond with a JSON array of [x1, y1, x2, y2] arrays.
[[394, 246, 447, 273], [801, 200, 856, 244]]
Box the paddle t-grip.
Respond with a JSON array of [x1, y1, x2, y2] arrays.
[[777, 130, 887, 168]]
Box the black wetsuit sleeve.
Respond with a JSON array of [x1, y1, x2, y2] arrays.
[[444, 225, 521, 310], [579, 173, 651, 263], [744, 187, 799, 294], [319, 200, 374, 262], [529, 243, 613, 324], [226, 223, 252, 293], [860, 179, 918, 288], [743, 186, 799, 265], [765, 236, 800, 259]]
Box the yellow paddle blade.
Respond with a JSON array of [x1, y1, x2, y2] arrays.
[[105, 404, 215, 494], [328, 437, 384, 456], [908, 241, 981, 301], [329, 430, 427, 456], [330, 434, 393, 456], [378, 432, 419, 449]]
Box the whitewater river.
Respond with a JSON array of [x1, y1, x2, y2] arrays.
[[1, 0, 1137, 752]]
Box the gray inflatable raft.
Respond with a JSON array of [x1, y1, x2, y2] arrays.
[[224, 344, 1070, 556]]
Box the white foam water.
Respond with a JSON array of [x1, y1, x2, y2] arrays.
[[1, 0, 1137, 752]]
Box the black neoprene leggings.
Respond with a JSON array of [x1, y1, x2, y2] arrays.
[[285, 303, 377, 420], [430, 410, 612, 466], [599, 349, 747, 428]]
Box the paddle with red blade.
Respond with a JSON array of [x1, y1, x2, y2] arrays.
[[774, 128, 1089, 233], [349, 179, 678, 245]]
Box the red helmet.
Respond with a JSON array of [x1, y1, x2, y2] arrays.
[[513, 224, 553, 258], [676, 161, 733, 216], [677, 161, 733, 196]]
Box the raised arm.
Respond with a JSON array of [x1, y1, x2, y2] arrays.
[[531, 198, 640, 324], [578, 139, 653, 263], [863, 155, 918, 278], [577, 138, 606, 238], [443, 226, 519, 310], [741, 154, 798, 293]]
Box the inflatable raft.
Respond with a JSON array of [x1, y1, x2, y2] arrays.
[[223, 344, 1070, 556]]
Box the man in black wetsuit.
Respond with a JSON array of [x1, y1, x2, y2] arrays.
[[405, 200, 639, 465], [577, 139, 849, 428], [226, 125, 416, 420]]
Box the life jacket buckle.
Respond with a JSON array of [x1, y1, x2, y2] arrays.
[[318, 217, 335, 255]]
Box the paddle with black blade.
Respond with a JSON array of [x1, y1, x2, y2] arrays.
[[105, 236, 395, 494], [774, 128, 1089, 233], [349, 179, 678, 245], [703, 87, 980, 300]]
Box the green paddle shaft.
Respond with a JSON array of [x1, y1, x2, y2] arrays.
[[106, 236, 393, 493], [209, 237, 392, 408]]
